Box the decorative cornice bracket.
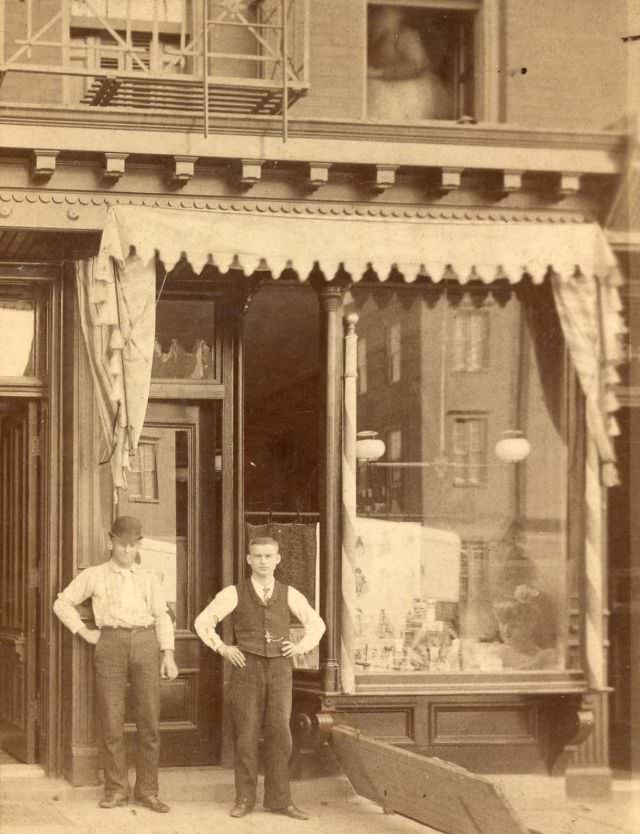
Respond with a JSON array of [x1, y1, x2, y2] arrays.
[[102, 152, 129, 183], [239, 158, 265, 188], [434, 166, 464, 195], [501, 169, 524, 196], [558, 172, 582, 198], [32, 149, 59, 182], [371, 164, 398, 193], [172, 155, 198, 187], [308, 162, 332, 192]]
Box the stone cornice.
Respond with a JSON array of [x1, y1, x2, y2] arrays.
[[0, 188, 595, 232], [0, 106, 625, 176]]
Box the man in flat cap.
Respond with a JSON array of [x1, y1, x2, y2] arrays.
[[54, 516, 178, 813]]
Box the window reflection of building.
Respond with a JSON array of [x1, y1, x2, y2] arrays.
[[349, 284, 569, 674], [452, 307, 490, 372], [386, 321, 402, 383], [451, 414, 487, 486], [128, 440, 159, 502]]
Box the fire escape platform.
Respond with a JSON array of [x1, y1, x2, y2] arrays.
[[81, 75, 306, 114]]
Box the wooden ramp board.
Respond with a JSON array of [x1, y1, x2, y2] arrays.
[[331, 724, 530, 834]]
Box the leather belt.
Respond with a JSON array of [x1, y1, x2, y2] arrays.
[[101, 625, 154, 633]]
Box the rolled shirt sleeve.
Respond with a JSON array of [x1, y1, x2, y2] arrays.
[[53, 569, 96, 634], [194, 585, 238, 652], [287, 586, 326, 654]]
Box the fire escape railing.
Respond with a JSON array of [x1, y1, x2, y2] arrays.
[[0, 0, 309, 140]]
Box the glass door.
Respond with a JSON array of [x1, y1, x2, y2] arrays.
[[116, 400, 221, 765]]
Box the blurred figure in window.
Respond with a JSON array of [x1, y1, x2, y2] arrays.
[[367, 5, 453, 121], [492, 585, 559, 670]]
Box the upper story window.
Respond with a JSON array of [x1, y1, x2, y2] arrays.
[[367, 1, 477, 122]]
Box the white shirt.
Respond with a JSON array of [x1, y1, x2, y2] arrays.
[[53, 559, 175, 651], [194, 577, 325, 655]]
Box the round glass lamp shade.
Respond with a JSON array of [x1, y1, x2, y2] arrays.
[[356, 430, 386, 462], [495, 430, 531, 463]]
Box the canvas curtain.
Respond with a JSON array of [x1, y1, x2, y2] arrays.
[[76, 256, 156, 489]]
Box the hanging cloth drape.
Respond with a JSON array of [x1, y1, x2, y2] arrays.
[[550, 262, 626, 486], [76, 256, 156, 489]]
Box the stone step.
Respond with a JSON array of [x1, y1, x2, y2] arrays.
[[0, 764, 353, 804]]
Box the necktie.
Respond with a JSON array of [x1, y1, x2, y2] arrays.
[[263, 586, 271, 603]]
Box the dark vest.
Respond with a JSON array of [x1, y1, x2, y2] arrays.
[[233, 579, 289, 658]]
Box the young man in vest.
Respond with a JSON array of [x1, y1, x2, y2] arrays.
[[195, 536, 325, 820]]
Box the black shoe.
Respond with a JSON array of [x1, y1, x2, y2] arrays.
[[98, 793, 128, 809], [230, 799, 254, 818], [135, 795, 170, 813], [269, 803, 309, 821]]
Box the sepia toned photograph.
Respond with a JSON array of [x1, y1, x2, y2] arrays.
[[0, 2, 638, 833]]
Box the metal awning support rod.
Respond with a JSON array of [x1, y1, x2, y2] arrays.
[[203, 0, 209, 138], [282, 0, 288, 143]]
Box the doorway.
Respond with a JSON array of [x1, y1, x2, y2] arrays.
[[115, 400, 222, 765], [0, 399, 42, 764]]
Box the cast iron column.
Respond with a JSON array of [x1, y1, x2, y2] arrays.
[[314, 278, 347, 694]]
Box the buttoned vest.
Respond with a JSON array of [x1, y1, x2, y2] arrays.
[[232, 580, 289, 657]]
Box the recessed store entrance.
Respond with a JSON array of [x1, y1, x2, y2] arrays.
[[115, 400, 221, 765], [0, 277, 57, 770]]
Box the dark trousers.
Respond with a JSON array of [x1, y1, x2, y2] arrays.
[[230, 653, 293, 809], [94, 627, 161, 799]]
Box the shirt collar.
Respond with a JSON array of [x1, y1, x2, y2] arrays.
[[109, 559, 139, 576], [250, 576, 274, 595]]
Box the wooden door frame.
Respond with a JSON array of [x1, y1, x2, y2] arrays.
[[0, 264, 63, 774]]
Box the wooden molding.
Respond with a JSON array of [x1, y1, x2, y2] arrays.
[[32, 149, 59, 181], [0, 187, 596, 235], [102, 152, 128, 183]]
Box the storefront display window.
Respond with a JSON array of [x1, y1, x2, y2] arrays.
[[347, 284, 572, 676]]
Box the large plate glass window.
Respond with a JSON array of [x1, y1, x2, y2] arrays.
[[347, 282, 574, 677]]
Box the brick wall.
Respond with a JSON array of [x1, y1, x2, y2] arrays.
[[503, 0, 627, 130], [292, 0, 366, 120]]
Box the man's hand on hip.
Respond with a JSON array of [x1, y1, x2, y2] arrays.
[[78, 626, 100, 645]]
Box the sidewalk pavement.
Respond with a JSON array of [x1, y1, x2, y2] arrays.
[[1, 765, 639, 834]]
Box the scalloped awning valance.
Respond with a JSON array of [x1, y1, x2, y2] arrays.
[[96, 205, 620, 285], [84, 205, 624, 490]]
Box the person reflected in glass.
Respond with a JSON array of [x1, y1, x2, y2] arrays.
[[367, 5, 453, 121], [492, 585, 558, 670]]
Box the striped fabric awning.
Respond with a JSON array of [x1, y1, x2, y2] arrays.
[[97, 204, 620, 286], [90, 205, 625, 487]]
